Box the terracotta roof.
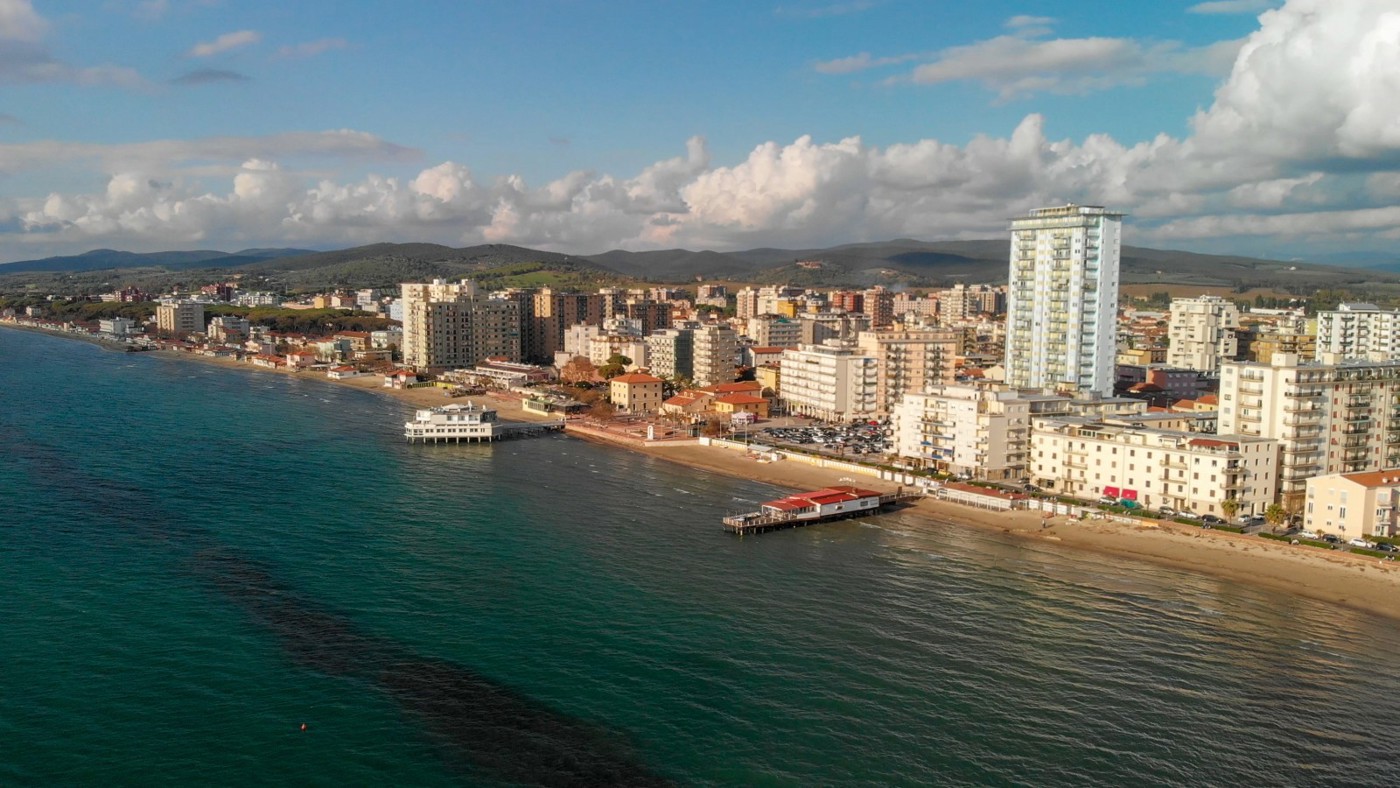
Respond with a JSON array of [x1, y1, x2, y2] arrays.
[[702, 381, 762, 394], [714, 393, 767, 405], [611, 372, 663, 384], [1197, 394, 1219, 405], [1187, 438, 1238, 449], [1339, 469, 1400, 487], [941, 482, 1025, 500], [748, 346, 787, 354], [762, 486, 883, 510]]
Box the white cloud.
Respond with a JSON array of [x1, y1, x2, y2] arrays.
[[1188, 0, 1276, 14], [187, 29, 260, 57], [274, 38, 348, 59], [0, 1, 144, 87], [3, 0, 1400, 259]]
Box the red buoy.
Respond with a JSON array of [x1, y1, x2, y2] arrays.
[[300, 723, 308, 732]]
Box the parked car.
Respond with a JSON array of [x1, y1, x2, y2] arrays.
[[1376, 543, 1398, 553], [1158, 506, 1177, 517], [1178, 510, 1199, 519], [1322, 534, 1342, 545], [1201, 514, 1226, 525], [1349, 537, 1376, 549], [1097, 495, 1118, 506], [1298, 529, 1320, 540]]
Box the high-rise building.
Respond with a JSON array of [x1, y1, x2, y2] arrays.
[[1315, 303, 1400, 360], [1167, 295, 1240, 372], [691, 324, 738, 387], [1004, 204, 1122, 396], [856, 328, 964, 416], [156, 300, 204, 336], [528, 289, 605, 361], [746, 314, 802, 348], [401, 279, 521, 369], [646, 327, 695, 381], [778, 341, 879, 421], [862, 287, 895, 328]]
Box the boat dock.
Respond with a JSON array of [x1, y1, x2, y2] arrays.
[[722, 487, 923, 535]]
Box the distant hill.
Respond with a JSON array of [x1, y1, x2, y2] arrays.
[[0, 247, 312, 274], [3, 239, 1398, 297]]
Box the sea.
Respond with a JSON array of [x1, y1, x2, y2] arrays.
[[2, 328, 1399, 787]]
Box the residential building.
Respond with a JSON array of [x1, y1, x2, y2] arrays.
[[1219, 353, 1400, 509], [778, 341, 878, 421], [799, 312, 869, 345], [610, 372, 665, 415], [691, 324, 738, 387], [746, 314, 803, 348], [1031, 416, 1278, 516], [98, 317, 135, 337], [1004, 204, 1123, 395], [862, 287, 895, 328], [1167, 295, 1240, 372], [1315, 303, 1400, 360], [207, 315, 250, 343], [528, 288, 605, 361], [857, 327, 964, 416], [156, 300, 204, 336], [1305, 470, 1400, 537], [646, 327, 694, 381], [401, 279, 521, 369]]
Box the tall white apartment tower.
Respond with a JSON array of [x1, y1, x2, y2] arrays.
[[1004, 204, 1123, 396]]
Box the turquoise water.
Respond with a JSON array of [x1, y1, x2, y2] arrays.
[[2, 328, 1399, 786]]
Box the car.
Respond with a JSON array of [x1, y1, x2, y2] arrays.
[[1376, 543, 1398, 553], [1098, 495, 1118, 506], [1349, 538, 1376, 549], [1179, 510, 1199, 519], [1298, 529, 1320, 540], [1201, 514, 1226, 525], [1158, 506, 1177, 517], [1322, 534, 1342, 544]]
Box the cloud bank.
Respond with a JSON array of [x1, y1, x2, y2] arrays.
[[3, 0, 1399, 260]]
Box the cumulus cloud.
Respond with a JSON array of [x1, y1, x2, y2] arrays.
[[0, 1, 144, 87], [3, 0, 1400, 259], [187, 29, 260, 57], [0, 0, 45, 42]]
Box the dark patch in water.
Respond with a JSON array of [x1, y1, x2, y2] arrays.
[[6, 428, 673, 786]]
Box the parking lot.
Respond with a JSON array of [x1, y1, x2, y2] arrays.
[[750, 420, 893, 457]]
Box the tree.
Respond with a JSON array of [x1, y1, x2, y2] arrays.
[[560, 355, 601, 384], [1264, 503, 1287, 529], [1220, 498, 1241, 520], [598, 353, 632, 379]]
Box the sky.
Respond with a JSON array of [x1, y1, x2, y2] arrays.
[[1, 0, 1398, 262]]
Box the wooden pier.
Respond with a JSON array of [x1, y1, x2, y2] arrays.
[[722, 489, 922, 535]]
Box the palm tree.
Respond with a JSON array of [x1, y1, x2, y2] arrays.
[[1220, 498, 1241, 521], [1264, 503, 1287, 530]]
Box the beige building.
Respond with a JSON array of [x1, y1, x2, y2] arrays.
[[1305, 469, 1400, 538], [401, 279, 521, 369], [1032, 416, 1278, 517], [745, 314, 803, 348], [857, 327, 964, 416], [1219, 353, 1400, 509], [1167, 295, 1239, 372], [778, 341, 878, 421], [1315, 303, 1400, 360], [156, 300, 204, 336], [610, 372, 665, 415]]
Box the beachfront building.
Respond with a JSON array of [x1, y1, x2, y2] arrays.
[[1167, 295, 1240, 372], [1219, 353, 1400, 509], [610, 372, 665, 415], [156, 300, 204, 336], [1004, 204, 1123, 396], [778, 341, 878, 422], [1031, 416, 1278, 517], [1304, 470, 1400, 538], [691, 324, 738, 387], [890, 385, 1147, 481], [207, 315, 250, 343], [401, 279, 521, 370], [856, 327, 964, 416], [1315, 303, 1400, 360], [98, 317, 136, 337]]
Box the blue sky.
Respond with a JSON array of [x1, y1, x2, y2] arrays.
[[2, 0, 1397, 262]]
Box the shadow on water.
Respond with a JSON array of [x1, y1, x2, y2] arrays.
[[6, 427, 673, 787]]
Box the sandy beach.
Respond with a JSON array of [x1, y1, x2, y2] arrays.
[[9, 322, 1400, 621]]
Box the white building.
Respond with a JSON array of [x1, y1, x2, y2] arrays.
[[404, 402, 503, 442], [1004, 204, 1122, 395], [691, 323, 738, 387], [1315, 303, 1400, 360], [857, 328, 963, 416], [1031, 416, 1278, 517], [778, 341, 878, 421], [1168, 295, 1240, 372], [745, 314, 803, 348], [156, 300, 204, 336], [646, 327, 694, 381], [1219, 353, 1400, 509], [98, 317, 135, 337]]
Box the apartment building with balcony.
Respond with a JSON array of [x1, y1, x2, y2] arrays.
[[1219, 352, 1400, 509], [1031, 417, 1277, 517], [1167, 295, 1240, 372], [778, 340, 879, 421], [1315, 303, 1400, 360], [691, 323, 739, 387], [1304, 469, 1400, 538], [856, 327, 964, 416], [1004, 204, 1122, 396]]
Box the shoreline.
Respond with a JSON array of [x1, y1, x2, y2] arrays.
[[9, 321, 1400, 620]]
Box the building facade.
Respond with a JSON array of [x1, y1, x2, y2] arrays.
[[778, 341, 878, 421], [156, 300, 204, 336], [1004, 204, 1122, 395], [401, 279, 521, 369], [856, 328, 963, 416], [1315, 303, 1400, 360], [691, 324, 738, 387], [1167, 295, 1240, 372], [1305, 470, 1400, 538]]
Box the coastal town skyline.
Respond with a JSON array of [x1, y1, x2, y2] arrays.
[[3, 0, 1399, 262]]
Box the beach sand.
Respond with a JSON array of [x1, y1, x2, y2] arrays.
[[10, 325, 1398, 621]]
